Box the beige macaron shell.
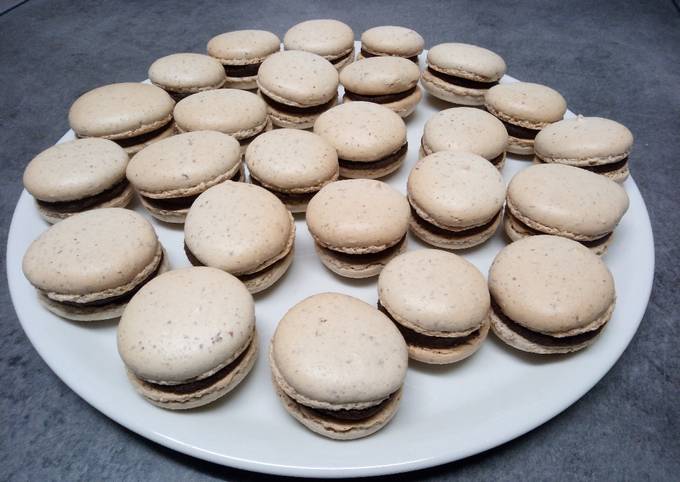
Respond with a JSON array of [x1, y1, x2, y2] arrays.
[[149, 53, 225, 93], [173, 89, 268, 138], [507, 163, 629, 239], [379, 249, 490, 334], [283, 19, 354, 58], [117, 267, 254, 383], [422, 107, 508, 160], [257, 50, 339, 107], [534, 116, 634, 165], [245, 129, 338, 191], [340, 56, 420, 95], [489, 235, 615, 334], [207, 30, 281, 64], [361, 26, 424, 57], [313, 102, 407, 161], [23, 138, 128, 202], [126, 131, 240, 196], [306, 179, 410, 252], [68, 83, 174, 139], [22, 208, 159, 295], [271, 292, 408, 409], [427, 43, 506, 82], [485, 82, 567, 127], [408, 152, 506, 229], [184, 182, 293, 275]]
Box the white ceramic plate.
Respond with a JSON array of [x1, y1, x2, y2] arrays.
[[6, 57, 654, 477]]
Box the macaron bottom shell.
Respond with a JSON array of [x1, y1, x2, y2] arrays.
[[532, 156, 630, 183], [338, 144, 407, 180], [409, 210, 502, 250], [259, 93, 338, 130], [420, 69, 490, 106], [314, 236, 408, 279]]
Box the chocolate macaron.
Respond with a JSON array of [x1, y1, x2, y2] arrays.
[[306, 179, 409, 278], [408, 151, 506, 249], [489, 235, 615, 354], [359, 25, 424, 62], [257, 50, 339, 129], [421, 43, 506, 106], [283, 19, 355, 70], [22, 208, 167, 321], [184, 181, 295, 293], [534, 115, 633, 183], [314, 102, 407, 179], [340, 56, 422, 117], [148, 53, 226, 100], [270, 292, 408, 440], [504, 163, 629, 255], [68, 82, 175, 155], [207, 30, 281, 90], [485, 82, 567, 155], [126, 131, 243, 223], [245, 129, 339, 213], [379, 249, 490, 364], [23, 138, 132, 224], [118, 267, 257, 409]]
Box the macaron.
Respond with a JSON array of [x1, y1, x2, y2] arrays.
[[340, 56, 422, 117], [504, 163, 629, 255], [256, 50, 339, 129], [68, 82, 175, 155], [148, 53, 226, 100], [420, 107, 509, 169], [306, 179, 409, 278], [269, 292, 408, 440], [207, 30, 281, 90], [488, 235, 615, 354], [421, 43, 506, 106], [378, 249, 490, 364], [117, 267, 257, 409], [126, 131, 243, 223], [22, 208, 168, 321], [485, 82, 567, 155], [534, 116, 633, 183], [244, 129, 339, 213], [408, 151, 506, 249], [23, 138, 132, 224], [283, 19, 355, 70], [314, 102, 407, 179], [359, 25, 424, 62], [184, 181, 295, 293], [173, 89, 270, 152]]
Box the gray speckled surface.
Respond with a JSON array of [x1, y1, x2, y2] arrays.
[[1, 0, 679, 480]]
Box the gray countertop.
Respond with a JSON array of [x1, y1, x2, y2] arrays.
[[1, 1, 679, 480]]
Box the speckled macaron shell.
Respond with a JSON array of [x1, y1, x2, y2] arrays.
[[340, 57, 420, 95], [148, 53, 226, 95], [360, 26, 424, 58], [173, 89, 268, 141], [426, 43, 506, 81], [506, 163, 629, 242], [207, 30, 281, 65], [485, 82, 567, 129], [306, 179, 410, 253], [283, 19, 354, 63]]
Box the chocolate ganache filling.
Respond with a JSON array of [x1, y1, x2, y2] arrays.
[[329, 49, 354, 65], [260, 92, 336, 115], [361, 48, 419, 63], [37, 179, 129, 214], [112, 121, 173, 148], [310, 393, 395, 421], [426, 67, 499, 90], [249, 177, 317, 205], [320, 235, 406, 261], [344, 86, 417, 104], [411, 207, 500, 238], [536, 157, 629, 174], [339, 143, 407, 171], [223, 62, 261, 78], [501, 121, 542, 140]]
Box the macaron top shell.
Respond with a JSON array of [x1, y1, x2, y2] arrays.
[[207, 30, 281, 64], [272, 292, 408, 407], [184, 182, 294, 275], [534, 116, 634, 164], [257, 50, 339, 107], [306, 179, 410, 253], [23, 208, 159, 295], [507, 164, 629, 238], [422, 107, 508, 160], [173, 89, 268, 138], [117, 267, 255, 384], [485, 82, 567, 127], [379, 249, 490, 334], [69, 82, 175, 139], [23, 138, 128, 202], [283, 19, 354, 58], [408, 152, 506, 228], [148, 53, 226, 92], [126, 131, 241, 196], [340, 56, 421, 95], [427, 43, 506, 82], [361, 26, 425, 57], [313, 102, 407, 161], [245, 129, 338, 191], [489, 235, 615, 334]]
